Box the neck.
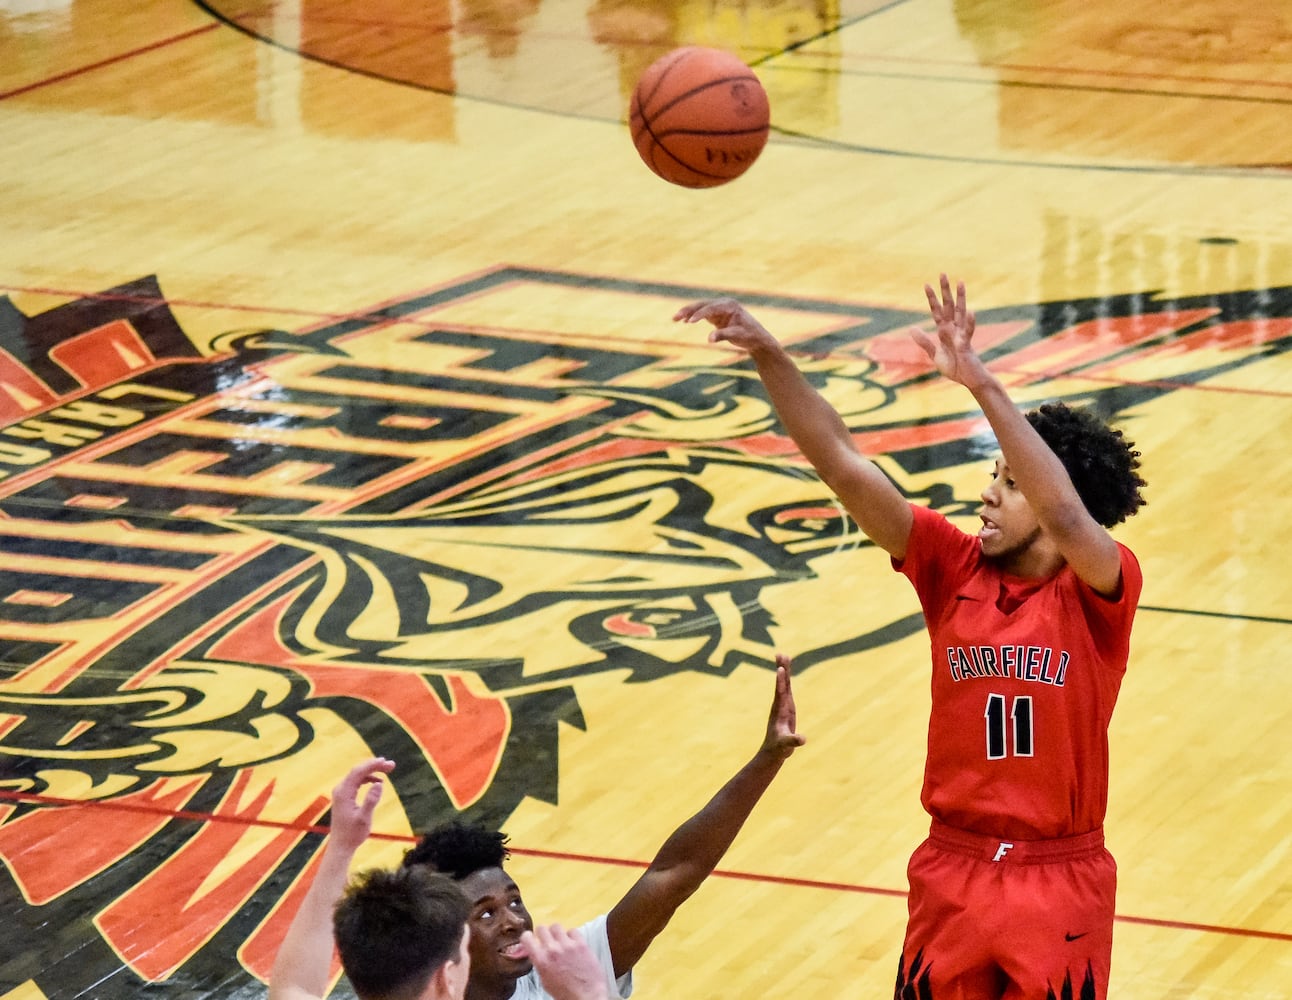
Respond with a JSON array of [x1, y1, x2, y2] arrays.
[[997, 529, 1064, 579], [465, 979, 517, 1000]]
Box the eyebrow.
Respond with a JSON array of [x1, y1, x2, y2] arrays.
[[470, 882, 520, 907]]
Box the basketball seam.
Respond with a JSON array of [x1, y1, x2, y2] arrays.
[[643, 74, 763, 125], [647, 126, 769, 139], [648, 138, 748, 184], [636, 47, 694, 121], [630, 50, 768, 187], [637, 75, 765, 184]]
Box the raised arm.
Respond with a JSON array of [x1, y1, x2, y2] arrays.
[[269, 758, 396, 1000], [676, 299, 913, 557], [910, 275, 1122, 593], [603, 654, 806, 979]]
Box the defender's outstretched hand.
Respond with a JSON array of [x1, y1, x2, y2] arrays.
[[269, 756, 396, 1000], [330, 757, 395, 852], [909, 273, 989, 389], [763, 654, 807, 760], [674, 298, 779, 354]]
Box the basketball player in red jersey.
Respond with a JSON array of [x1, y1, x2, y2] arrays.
[[676, 275, 1148, 1000]]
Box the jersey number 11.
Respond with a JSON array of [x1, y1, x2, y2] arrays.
[[985, 693, 1033, 760]]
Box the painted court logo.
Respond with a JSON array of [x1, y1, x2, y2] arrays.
[[0, 269, 1287, 996]]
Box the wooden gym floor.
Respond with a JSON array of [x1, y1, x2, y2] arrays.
[[1, 0, 1291, 997]]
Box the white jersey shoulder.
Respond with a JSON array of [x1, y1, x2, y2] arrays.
[[509, 914, 634, 1000]]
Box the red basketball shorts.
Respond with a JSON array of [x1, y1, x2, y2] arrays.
[[895, 821, 1116, 1000]]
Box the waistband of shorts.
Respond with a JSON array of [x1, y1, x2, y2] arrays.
[[927, 819, 1106, 864]]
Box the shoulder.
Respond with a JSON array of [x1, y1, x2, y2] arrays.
[[1064, 541, 1142, 604], [909, 504, 976, 545], [896, 505, 980, 574], [1117, 541, 1143, 589]]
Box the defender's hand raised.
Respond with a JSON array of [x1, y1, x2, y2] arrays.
[[763, 653, 807, 760]]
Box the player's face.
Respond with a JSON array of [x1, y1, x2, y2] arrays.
[[458, 866, 534, 989], [978, 458, 1043, 562]]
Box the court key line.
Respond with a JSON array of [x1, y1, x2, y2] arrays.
[[2, 281, 1290, 403], [0, 787, 1286, 945], [0, 23, 221, 102]]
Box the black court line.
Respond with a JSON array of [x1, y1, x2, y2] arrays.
[[1140, 604, 1292, 627], [748, 0, 916, 63], [764, 61, 1292, 109], [6, 268, 1292, 407], [768, 122, 1292, 179], [182, 0, 1292, 179]]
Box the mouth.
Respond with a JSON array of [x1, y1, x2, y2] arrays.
[[500, 941, 528, 962], [978, 514, 999, 541]]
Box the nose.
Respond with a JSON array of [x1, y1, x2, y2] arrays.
[[981, 481, 998, 505]]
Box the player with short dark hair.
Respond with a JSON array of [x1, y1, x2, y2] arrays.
[[677, 276, 1147, 1000], [270, 759, 610, 1000], [333, 866, 471, 1000]]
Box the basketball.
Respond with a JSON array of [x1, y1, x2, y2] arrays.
[[629, 46, 770, 189]]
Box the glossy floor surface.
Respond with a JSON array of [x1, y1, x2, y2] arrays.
[[1, 1, 1291, 997]]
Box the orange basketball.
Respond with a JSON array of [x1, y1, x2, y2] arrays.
[[629, 46, 770, 189]]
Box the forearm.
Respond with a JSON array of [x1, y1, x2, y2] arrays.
[[749, 345, 862, 481], [752, 345, 911, 551], [649, 746, 786, 879], [968, 373, 1081, 519], [269, 840, 355, 1000]]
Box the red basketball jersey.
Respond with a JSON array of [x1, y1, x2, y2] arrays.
[[894, 504, 1142, 840]]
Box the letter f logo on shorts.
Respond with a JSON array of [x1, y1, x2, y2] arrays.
[[992, 842, 1014, 862]]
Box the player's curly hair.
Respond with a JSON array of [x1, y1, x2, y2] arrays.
[[1025, 402, 1147, 528], [402, 821, 511, 880]]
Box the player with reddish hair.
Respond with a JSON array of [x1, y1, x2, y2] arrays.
[[678, 275, 1147, 1000]]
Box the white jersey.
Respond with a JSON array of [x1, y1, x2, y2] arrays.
[[509, 914, 633, 1000]]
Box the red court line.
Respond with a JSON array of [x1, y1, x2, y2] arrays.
[[0, 787, 1287, 944], [0, 23, 221, 102], [0, 283, 345, 323]]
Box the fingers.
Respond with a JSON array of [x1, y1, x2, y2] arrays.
[[924, 274, 971, 328], [673, 297, 751, 329], [673, 298, 730, 325], [769, 653, 805, 752], [923, 282, 940, 318], [333, 757, 395, 799], [521, 923, 582, 960], [908, 326, 936, 359]]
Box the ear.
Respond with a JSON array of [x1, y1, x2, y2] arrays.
[[421, 957, 462, 1000]]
